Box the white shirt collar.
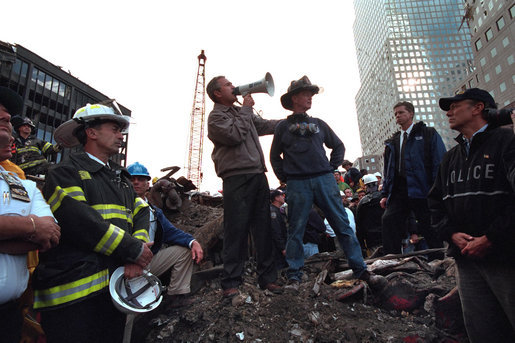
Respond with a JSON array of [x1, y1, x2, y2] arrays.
[[402, 122, 415, 136], [86, 152, 110, 168]]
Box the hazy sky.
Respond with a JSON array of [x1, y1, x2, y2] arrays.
[[3, 0, 363, 192]]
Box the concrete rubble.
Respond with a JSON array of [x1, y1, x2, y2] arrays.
[[129, 185, 469, 342]]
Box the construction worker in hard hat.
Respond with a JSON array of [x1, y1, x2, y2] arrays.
[[32, 103, 152, 343], [355, 174, 385, 257], [10, 116, 61, 177], [128, 162, 204, 308]]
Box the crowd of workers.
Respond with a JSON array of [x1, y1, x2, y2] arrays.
[[0, 76, 514, 343]]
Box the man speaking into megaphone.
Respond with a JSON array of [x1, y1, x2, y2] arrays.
[[206, 75, 282, 298]]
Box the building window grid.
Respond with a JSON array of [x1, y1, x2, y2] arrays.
[[496, 16, 505, 30], [485, 28, 493, 41]]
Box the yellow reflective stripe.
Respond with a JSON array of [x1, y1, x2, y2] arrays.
[[47, 186, 86, 212], [42, 142, 52, 153], [33, 269, 109, 309], [133, 197, 148, 217], [91, 204, 132, 224], [17, 146, 41, 153], [94, 224, 125, 256], [133, 229, 150, 243], [19, 159, 46, 169]]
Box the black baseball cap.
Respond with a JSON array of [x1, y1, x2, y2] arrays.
[[439, 88, 497, 111], [270, 189, 285, 202]]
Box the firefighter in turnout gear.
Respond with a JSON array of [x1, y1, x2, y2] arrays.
[[10, 116, 61, 176], [33, 103, 152, 343]]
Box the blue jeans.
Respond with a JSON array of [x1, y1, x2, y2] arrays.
[[286, 173, 366, 281], [303, 242, 319, 259]]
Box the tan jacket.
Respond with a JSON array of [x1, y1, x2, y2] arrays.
[[207, 103, 278, 179]]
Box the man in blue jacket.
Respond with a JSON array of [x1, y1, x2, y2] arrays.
[[271, 76, 385, 291], [380, 101, 446, 257], [128, 162, 203, 307]]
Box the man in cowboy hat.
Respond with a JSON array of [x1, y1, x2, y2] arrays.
[[270, 76, 386, 291], [206, 76, 282, 298], [32, 103, 152, 342]]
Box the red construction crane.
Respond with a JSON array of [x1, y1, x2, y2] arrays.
[[186, 50, 207, 188]]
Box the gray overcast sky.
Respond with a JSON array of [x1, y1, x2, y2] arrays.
[[3, 0, 363, 192]]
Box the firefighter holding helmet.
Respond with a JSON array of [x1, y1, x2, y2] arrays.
[[32, 103, 153, 342]]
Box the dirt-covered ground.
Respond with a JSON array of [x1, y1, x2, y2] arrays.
[[131, 199, 468, 343]]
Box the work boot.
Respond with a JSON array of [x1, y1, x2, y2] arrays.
[[284, 279, 300, 293], [358, 270, 388, 292], [263, 283, 283, 294]]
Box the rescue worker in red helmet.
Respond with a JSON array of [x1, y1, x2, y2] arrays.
[[10, 116, 61, 176]]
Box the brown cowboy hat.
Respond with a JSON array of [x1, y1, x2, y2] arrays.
[[280, 76, 319, 110]]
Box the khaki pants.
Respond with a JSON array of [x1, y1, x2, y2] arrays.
[[148, 245, 193, 295]]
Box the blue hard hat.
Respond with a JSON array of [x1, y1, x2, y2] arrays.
[[127, 162, 151, 180]]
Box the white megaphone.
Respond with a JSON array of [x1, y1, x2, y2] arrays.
[[233, 72, 275, 96]]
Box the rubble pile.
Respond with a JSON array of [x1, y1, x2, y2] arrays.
[[135, 194, 467, 342], [132, 252, 466, 342]]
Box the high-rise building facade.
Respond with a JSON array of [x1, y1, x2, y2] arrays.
[[454, 1, 514, 109], [354, 155, 382, 175], [353, 0, 474, 158], [0, 40, 131, 164]]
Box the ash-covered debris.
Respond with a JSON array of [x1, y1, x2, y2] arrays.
[[132, 248, 467, 342], [140, 182, 467, 342]]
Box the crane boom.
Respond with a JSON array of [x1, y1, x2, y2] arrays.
[[186, 50, 207, 188]]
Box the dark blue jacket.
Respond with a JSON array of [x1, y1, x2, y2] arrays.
[[270, 113, 345, 182], [429, 126, 515, 262], [382, 121, 446, 203], [151, 204, 194, 254]]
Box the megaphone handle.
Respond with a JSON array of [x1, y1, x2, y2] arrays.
[[236, 100, 263, 118]]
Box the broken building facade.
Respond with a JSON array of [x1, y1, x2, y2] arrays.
[[0, 40, 131, 165]]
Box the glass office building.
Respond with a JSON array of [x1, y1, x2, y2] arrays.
[[353, 0, 474, 157], [454, 0, 514, 109], [0, 40, 131, 164]]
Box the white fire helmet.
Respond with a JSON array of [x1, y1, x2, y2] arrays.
[[363, 174, 378, 185], [54, 103, 131, 148], [109, 267, 163, 314]]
